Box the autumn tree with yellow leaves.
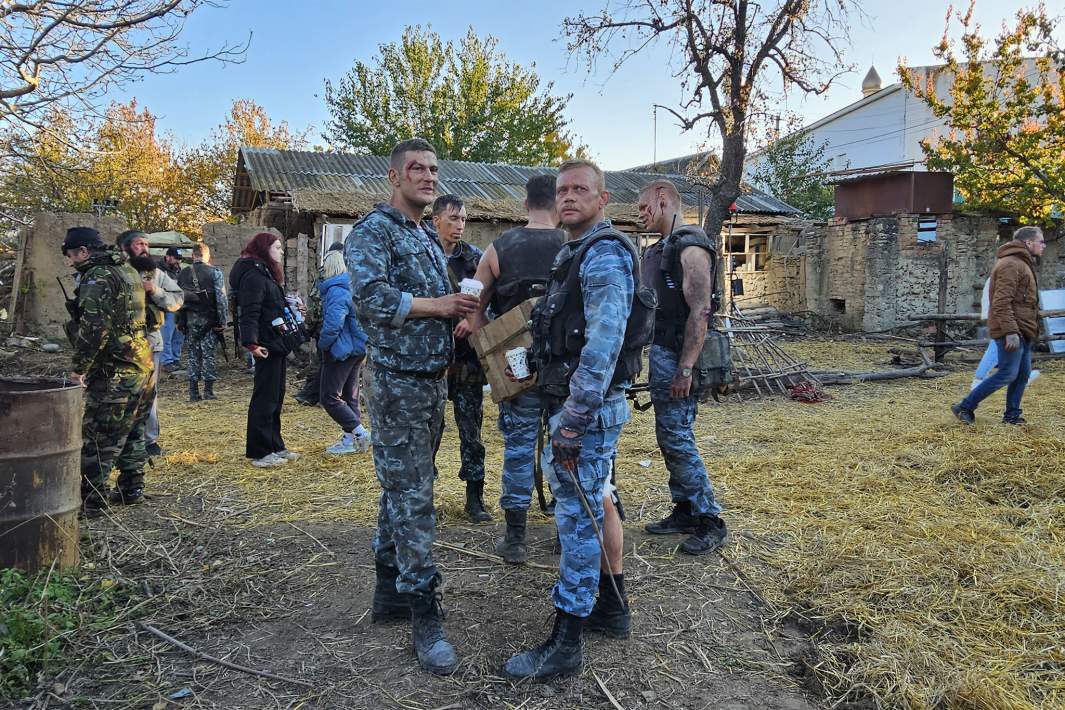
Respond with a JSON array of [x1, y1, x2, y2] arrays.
[[0, 99, 307, 235], [900, 3, 1064, 224]]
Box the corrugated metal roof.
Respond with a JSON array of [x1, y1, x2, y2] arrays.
[[239, 147, 801, 216]]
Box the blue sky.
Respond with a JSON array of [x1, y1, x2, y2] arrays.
[[110, 0, 1054, 170]]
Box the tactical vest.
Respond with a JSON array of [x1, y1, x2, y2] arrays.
[[178, 262, 219, 319], [490, 227, 565, 315], [531, 227, 658, 399], [443, 242, 480, 286], [640, 225, 717, 352], [74, 259, 145, 332]]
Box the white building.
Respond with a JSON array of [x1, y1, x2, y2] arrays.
[[743, 60, 1041, 180]]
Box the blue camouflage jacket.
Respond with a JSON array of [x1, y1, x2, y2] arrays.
[[345, 203, 454, 373], [558, 220, 634, 436]]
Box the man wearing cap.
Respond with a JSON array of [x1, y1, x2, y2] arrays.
[[62, 227, 154, 516], [161, 247, 185, 371], [118, 230, 184, 457], [432, 194, 491, 523]]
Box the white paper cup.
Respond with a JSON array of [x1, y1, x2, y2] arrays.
[[459, 278, 484, 297], [505, 347, 530, 379]]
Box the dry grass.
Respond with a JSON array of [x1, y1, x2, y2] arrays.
[[154, 340, 1065, 710]]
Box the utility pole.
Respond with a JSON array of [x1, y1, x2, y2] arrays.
[[651, 104, 671, 170]]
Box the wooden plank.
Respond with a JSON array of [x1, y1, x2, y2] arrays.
[[7, 224, 30, 333], [471, 298, 539, 403], [295, 233, 309, 304]]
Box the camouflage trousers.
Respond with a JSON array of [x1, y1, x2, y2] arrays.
[[81, 367, 153, 500], [497, 390, 543, 510], [649, 345, 722, 517], [367, 367, 447, 596], [186, 332, 218, 382], [542, 407, 625, 617], [447, 377, 485, 482]]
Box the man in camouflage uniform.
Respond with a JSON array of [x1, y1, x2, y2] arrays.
[[62, 227, 153, 517], [345, 138, 479, 676], [431, 194, 490, 523], [504, 160, 640, 679], [177, 243, 228, 401], [118, 230, 183, 457], [637, 180, 728, 555]]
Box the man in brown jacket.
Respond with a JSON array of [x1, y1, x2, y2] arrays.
[[953, 226, 1046, 424]]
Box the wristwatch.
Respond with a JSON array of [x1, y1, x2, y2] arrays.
[[680, 367, 693, 378]]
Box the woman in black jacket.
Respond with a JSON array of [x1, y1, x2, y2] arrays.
[[230, 232, 300, 467]]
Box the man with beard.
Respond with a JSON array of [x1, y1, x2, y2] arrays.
[[345, 138, 479, 676]]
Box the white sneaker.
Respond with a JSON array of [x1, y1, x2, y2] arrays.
[[275, 449, 301, 461], [251, 453, 286, 468], [353, 430, 372, 453], [326, 434, 358, 455]]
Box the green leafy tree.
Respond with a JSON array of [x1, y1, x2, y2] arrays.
[[900, 3, 1064, 224], [749, 133, 835, 219], [323, 26, 585, 164]]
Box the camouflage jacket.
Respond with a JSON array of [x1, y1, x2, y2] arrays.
[[71, 248, 152, 377], [556, 221, 634, 437], [345, 203, 454, 373]]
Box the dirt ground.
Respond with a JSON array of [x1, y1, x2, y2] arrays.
[[4, 336, 1062, 709], [3, 349, 825, 710]]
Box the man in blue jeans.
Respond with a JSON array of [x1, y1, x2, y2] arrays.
[[953, 226, 1045, 425], [161, 248, 185, 369]]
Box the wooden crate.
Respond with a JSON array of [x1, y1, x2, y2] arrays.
[[471, 298, 538, 403]]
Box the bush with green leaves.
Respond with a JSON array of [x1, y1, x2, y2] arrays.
[[0, 567, 115, 697]]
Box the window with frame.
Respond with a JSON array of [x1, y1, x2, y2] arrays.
[[723, 232, 769, 272]]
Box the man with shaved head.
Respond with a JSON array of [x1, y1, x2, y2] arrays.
[[637, 179, 728, 555]]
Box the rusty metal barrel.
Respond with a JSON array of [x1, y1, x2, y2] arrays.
[[0, 376, 83, 573]]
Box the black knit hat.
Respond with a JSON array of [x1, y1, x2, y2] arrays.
[[165, 247, 182, 258], [117, 229, 148, 249], [61, 227, 105, 253], [327, 241, 345, 253]]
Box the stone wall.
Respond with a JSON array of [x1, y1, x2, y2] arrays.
[[11, 212, 129, 341], [803, 213, 1063, 331]]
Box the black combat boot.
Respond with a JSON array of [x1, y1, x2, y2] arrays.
[[496, 508, 528, 564], [108, 487, 144, 505], [203, 380, 217, 400], [80, 493, 108, 519], [372, 561, 410, 623], [681, 515, 729, 555], [189, 379, 202, 402], [585, 573, 631, 639], [644, 500, 695, 535], [409, 591, 459, 675], [503, 608, 584, 680], [464, 480, 492, 523]]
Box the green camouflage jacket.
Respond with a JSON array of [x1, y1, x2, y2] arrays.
[[71, 248, 152, 376]]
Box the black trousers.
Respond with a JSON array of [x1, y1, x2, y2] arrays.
[[246, 352, 286, 459]]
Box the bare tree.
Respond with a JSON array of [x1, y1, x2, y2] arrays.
[[564, 0, 858, 239], [0, 1, 247, 135]]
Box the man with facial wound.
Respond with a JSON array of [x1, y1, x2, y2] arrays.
[[345, 138, 479, 676]]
